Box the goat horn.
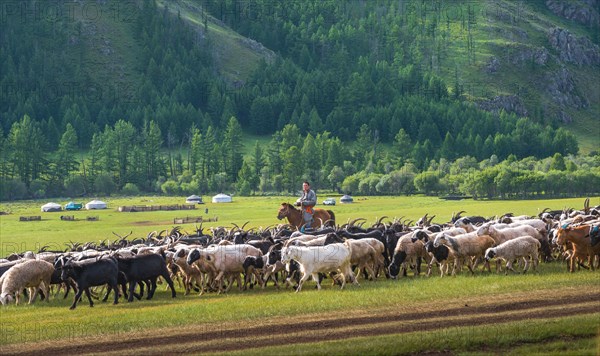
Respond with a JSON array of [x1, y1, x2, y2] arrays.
[[584, 197, 590, 214], [241, 221, 250, 230], [376, 215, 388, 226]]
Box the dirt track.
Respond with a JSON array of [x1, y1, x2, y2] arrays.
[[2, 290, 599, 355]]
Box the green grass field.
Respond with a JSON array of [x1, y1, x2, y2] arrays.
[[0, 262, 598, 354], [0, 195, 599, 354], [1, 196, 598, 255]]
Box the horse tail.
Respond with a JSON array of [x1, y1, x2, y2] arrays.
[[327, 210, 336, 227]]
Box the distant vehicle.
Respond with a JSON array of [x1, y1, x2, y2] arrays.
[[322, 198, 336, 206], [64, 202, 83, 211]]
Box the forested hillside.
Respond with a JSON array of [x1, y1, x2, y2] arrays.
[[0, 0, 598, 200]]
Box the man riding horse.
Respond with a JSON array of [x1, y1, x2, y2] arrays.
[[295, 181, 316, 232]]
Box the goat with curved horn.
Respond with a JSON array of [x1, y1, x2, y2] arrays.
[[375, 216, 389, 226], [427, 215, 436, 225], [584, 197, 590, 214]]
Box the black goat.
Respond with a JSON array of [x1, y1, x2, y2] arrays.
[[424, 240, 453, 277], [247, 239, 275, 254], [115, 253, 176, 302], [61, 256, 120, 310], [242, 256, 266, 289]]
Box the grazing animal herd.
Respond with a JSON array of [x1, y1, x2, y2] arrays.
[[1, 200, 599, 308]]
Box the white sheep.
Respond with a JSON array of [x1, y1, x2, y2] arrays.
[[0, 259, 55, 305], [484, 236, 541, 274]]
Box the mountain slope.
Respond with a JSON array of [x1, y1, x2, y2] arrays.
[[199, 0, 598, 152], [439, 0, 599, 152], [0, 0, 595, 154], [155, 0, 275, 85]]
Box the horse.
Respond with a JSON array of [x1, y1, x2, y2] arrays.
[[555, 224, 600, 272], [276, 203, 335, 231]]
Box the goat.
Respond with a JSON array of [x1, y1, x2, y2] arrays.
[[115, 253, 176, 302], [433, 231, 495, 275], [280, 242, 357, 292], [187, 244, 262, 293], [61, 256, 120, 309], [389, 231, 428, 278]]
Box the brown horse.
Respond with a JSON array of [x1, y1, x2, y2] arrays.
[[556, 225, 600, 272], [277, 203, 335, 230]]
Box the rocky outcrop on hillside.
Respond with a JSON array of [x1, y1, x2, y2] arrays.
[[546, 0, 600, 27], [238, 37, 276, 63], [510, 46, 550, 66], [485, 56, 500, 73], [548, 28, 600, 66], [484, 45, 549, 74], [475, 95, 528, 117], [545, 67, 589, 122]]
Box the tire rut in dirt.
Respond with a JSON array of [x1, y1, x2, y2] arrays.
[[3, 292, 598, 355]]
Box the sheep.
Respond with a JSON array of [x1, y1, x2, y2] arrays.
[[477, 223, 551, 261], [453, 218, 477, 232], [424, 240, 457, 277], [484, 236, 541, 274], [242, 255, 267, 289], [0, 260, 19, 277], [262, 253, 285, 289], [284, 233, 333, 246], [433, 231, 495, 275], [0, 259, 54, 305]]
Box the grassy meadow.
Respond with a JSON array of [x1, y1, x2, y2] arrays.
[[0, 195, 599, 354], [0, 261, 598, 353], [0, 195, 598, 255]]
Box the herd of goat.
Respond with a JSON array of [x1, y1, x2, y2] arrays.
[[1, 200, 599, 308]]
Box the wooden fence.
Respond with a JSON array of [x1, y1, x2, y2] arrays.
[[59, 215, 99, 221], [118, 204, 196, 212], [173, 216, 218, 224], [19, 216, 41, 221]]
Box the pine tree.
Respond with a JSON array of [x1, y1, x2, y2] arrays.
[[54, 123, 79, 185], [8, 115, 47, 186], [223, 116, 244, 180]]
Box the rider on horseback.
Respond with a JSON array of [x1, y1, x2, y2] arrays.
[[295, 181, 316, 232]]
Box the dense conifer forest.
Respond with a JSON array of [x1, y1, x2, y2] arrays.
[[0, 0, 598, 200]]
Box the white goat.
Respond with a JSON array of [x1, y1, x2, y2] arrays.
[[280, 242, 357, 292]]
